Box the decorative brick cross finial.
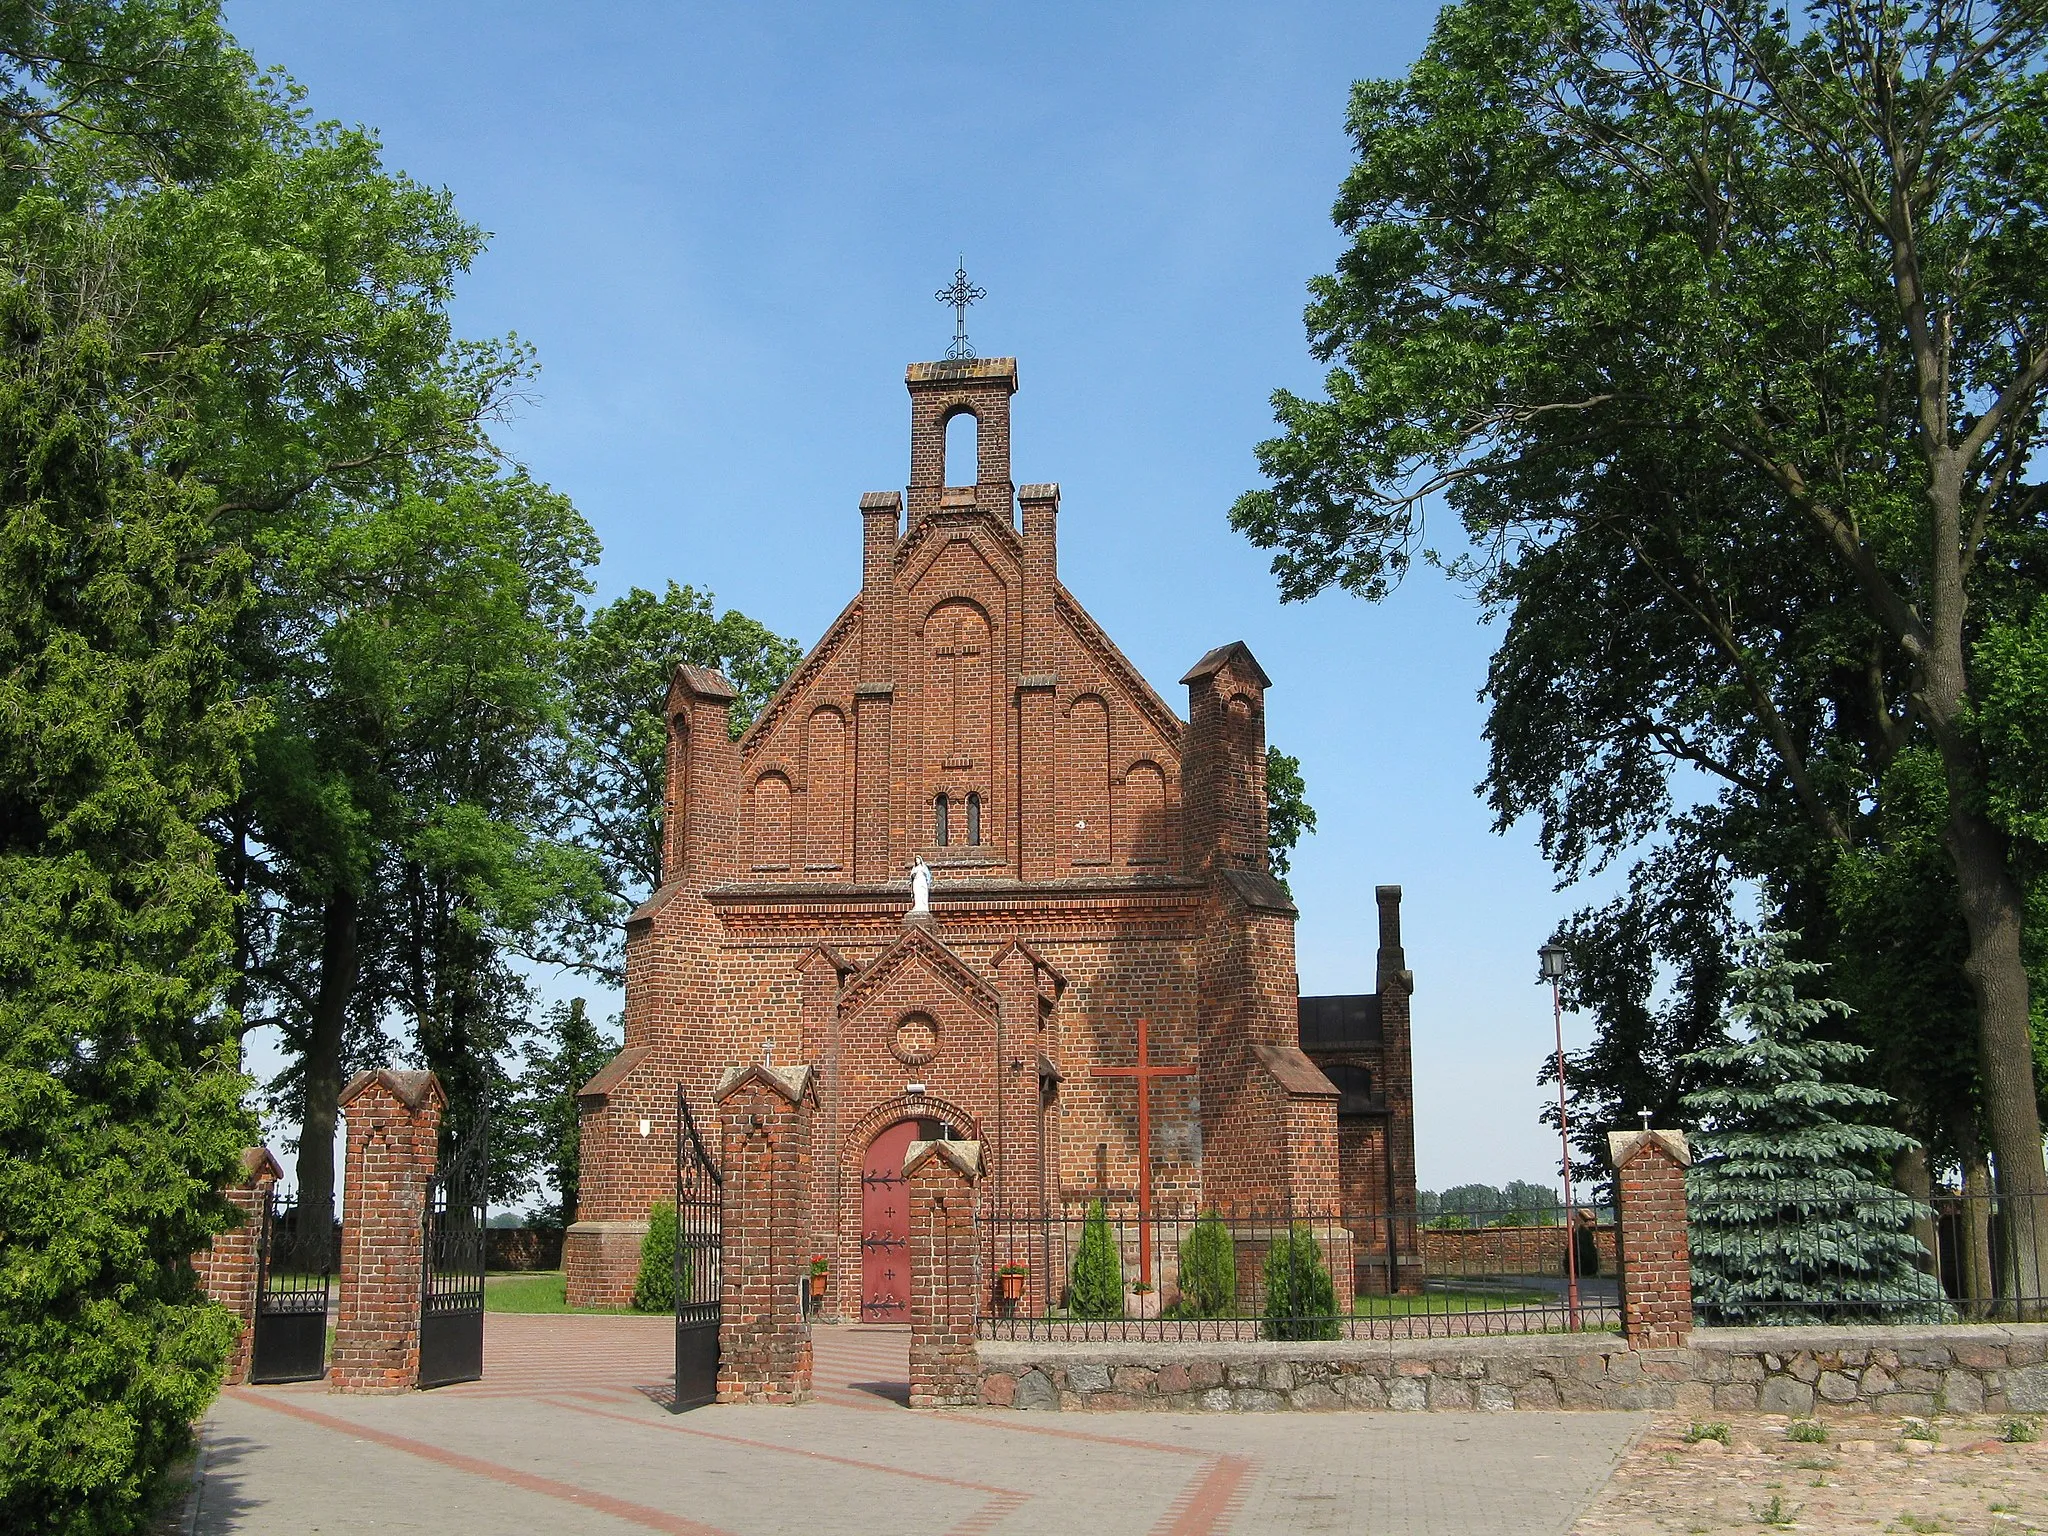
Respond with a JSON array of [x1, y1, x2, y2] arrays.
[[936, 260, 985, 361]]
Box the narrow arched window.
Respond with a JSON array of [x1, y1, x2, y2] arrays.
[[944, 409, 978, 485], [934, 792, 950, 846], [966, 792, 982, 847]]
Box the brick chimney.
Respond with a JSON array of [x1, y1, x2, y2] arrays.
[[1018, 482, 1059, 675], [662, 664, 740, 886], [1179, 641, 1272, 875]]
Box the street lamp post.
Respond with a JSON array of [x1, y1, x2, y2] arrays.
[[1539, 941, 1582, 1330]]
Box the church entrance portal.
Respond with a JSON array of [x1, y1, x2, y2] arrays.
[[859, 1118, 945, 1323]]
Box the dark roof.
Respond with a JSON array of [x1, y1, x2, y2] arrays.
[[577, 1045, 652, 1104], [1297, 993, 1382, 1050], [1251, 1042, 1340, 1097], [1178, 640, 1272, 689], [1219, 867, 1297, 916], [673, 663, 737, 701]]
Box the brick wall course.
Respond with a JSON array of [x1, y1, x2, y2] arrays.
[[330, 1071, 443, 1394], [907, 1139, 984, 1407], [193, 1146, 282, 1387], [1611, 1130, 1694, 1350], [715, 1063, 815, 1403]]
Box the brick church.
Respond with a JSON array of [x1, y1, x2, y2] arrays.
[[565, 354, 1420, 1314]]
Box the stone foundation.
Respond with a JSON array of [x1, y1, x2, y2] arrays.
[[564, 1219, 648, 1308], [974, 1325, 2048, 1414]]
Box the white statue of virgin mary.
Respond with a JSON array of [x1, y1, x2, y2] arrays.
[[909, 857, 932, 915]]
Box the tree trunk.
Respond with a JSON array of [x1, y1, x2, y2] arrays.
[[1939, 788, 2046, 1318], [1893, 1143, 1937, 1277], [297, 888, 360, 1268], [1961, 1139, 1997, 1323], [1917, 445, 2046, 1317]]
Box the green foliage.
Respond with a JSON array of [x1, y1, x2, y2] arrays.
[[547, 582, 800, 983], [1264, 747, 1316, 882], [632, 1202, 683, 1313], [1068, 1201, 1124, 1320], [1260, 1227, 1340, 1342], [1785, 1420, 1827, 1444], [1419, 1180, 1562, 1224], [2001, 1417, 2039, 1444], [1175, 1211, 1237, 1318], [0, 6, 307, 1528], [1232, 0, 2048, 1207], [1684, 1422, 1731, 1445], [1683, 934, 1949, 1324], [502, 999, 620, 1226]]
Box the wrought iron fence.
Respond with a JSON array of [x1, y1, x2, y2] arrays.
[[976, 1196, 1618, 1342], [1689, 1182, 2048, 1325]]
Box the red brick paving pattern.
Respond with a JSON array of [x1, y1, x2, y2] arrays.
[[236, 1318, 1255, 1536]]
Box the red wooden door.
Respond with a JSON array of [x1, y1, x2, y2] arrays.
[[860, 1120, 921, 1323]]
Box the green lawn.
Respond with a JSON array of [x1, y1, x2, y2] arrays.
[[1352, 1288, 1560, 1316], [484, 1271, 636, 1315]]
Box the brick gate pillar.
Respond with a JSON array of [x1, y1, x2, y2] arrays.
[[905, 1138, 982, 1408], [195, 1147, 284, 1387], [1609, 1128, 1693, 1350], [714, 1062, 817, 1404], [331, 1069, 445, 1393]]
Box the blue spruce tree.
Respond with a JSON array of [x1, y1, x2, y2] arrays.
[[1681, 932, 1949, 1324]]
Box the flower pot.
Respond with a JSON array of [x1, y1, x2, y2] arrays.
[[809, 1273, 827, 1300], [998, 1272, 1026, 1302]]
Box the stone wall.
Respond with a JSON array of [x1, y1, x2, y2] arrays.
[[973, 1324, 2048, 1415]]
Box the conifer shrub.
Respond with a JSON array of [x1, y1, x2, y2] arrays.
[[1068, 1201, 1125, 1319], [1682, 931, 1950, 1325], [1176, 1210, 1237, 1318], [633, 1201, 683, 1312], [1261, 1226, 1340, 1341]]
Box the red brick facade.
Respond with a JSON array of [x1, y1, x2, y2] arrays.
[[714, 1062, 816, 1404], [568, 355, 1417, 1315], [194, 1146, 283, 1387], [906, 1138, 984, 1408], [1610, 1129, 1694, 1350], [331, 1069, 443, 1394]]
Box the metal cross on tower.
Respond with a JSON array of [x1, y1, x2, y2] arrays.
[[936, 260, 985, 361]]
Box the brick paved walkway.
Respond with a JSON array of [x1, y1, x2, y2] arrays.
[[191, 1316, 1647, 1534]]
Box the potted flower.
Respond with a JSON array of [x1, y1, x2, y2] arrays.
[[997, 1263, 1029, 1303], [808, 1255, 828, 1301]]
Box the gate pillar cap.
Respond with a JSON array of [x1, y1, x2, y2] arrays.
[[1607, 1129, 1690, 1170], [714, 1061, 817, 1106], [904, 1139, 982, 1181], [339, 1068, 446, 1114], [238, 1146, 285, 1185]]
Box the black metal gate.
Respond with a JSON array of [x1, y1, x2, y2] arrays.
[[249, 1187, 332, 1384], [418, 1119, 487, 1389], [672, 1085, 722, 1412]]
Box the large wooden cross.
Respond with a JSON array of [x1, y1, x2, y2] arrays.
[[1092, 1016, 1194, 1287]]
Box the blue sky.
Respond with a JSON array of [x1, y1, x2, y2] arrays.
[[225, 0, 1620, 1194]]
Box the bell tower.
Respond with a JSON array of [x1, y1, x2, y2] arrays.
[[904, 358, 1017, 527]]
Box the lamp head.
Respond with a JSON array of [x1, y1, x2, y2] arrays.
[[1538, 942, 1569, 982]]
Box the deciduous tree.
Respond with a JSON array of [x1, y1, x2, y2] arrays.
[[1235, 0, 2048, 1273]]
